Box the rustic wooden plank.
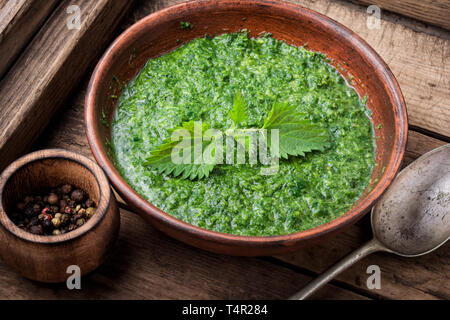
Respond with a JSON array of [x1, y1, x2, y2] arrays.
[[33, 78, 449, 300], [277, 216, 450, 300], [0, 0, 134, 172], [0, 1, 8, 11], [0, 0, 60, 79], [404, 130, 447, 166], [27, 0, 449, 300], [292, 0, 450, 138], [121, 0, 450, 138], [0, 207, 368, 300], [345, 0, 450, 31]]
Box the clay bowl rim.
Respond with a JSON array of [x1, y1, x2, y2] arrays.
[[0, 149, 112, 245], [85, 0, 408, 247]]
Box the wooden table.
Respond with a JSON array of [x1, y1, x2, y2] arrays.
[[0, 0, 448, 299]]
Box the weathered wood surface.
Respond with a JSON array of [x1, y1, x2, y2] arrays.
[[346, 0, 450, 31], [291, 0, 450, 139], [0, 206, 367, 300], [0, 0, 60, 79], [0, 0, 134, 172], [0, 0, 449, 300]]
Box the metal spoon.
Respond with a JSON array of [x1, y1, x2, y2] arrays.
[[290, 144, 450, 300]]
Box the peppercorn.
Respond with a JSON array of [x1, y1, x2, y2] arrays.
[[61, 184, 72, 194], [85, 199, 95, 208], [23, 205, 35, 218], [50, 206, 59, 213], [29, 225, 43, 235], [10, 184, 96, 236], [52, 229, 61, 235], [42, 219, 54, 233], [71, 189, 85, 203], [60, 214, 69, 225], [76, 218, 85, 227], [51, 217, 61, 228], [78, 208, 86, 217], [29, 217, 39, 226], [47, 193, 58, 205], [85, 207, 96, 218], [59, 199, 67, 209], [32, 204, 41, 214]]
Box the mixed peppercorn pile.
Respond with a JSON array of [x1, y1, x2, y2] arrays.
[[8, 184, 96, 236]]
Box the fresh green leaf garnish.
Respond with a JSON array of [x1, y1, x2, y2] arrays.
[[228, 92, 248, 127], [144, 121, 216, 180], [145, 95, 329, 180], [263, 102, 330, 159]]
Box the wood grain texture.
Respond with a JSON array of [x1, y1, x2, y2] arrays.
[[288, 0, 450, 138], [345, 0, 450, 31], [0, 207, 367, 300], [120, 0, 450, 139], [33, 76, 449, 300], [13, 0, 450, 300], [0, 149, 120, 283], [0, 0, 134, 172], [0, 0, 60, 79]]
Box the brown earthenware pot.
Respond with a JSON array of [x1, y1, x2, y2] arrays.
[[0, 149, 120, 282], [85, 0, 407, 256]]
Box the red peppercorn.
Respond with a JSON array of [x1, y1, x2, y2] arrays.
[[41, 207, 51, 215], [64, 206, 72, 214]]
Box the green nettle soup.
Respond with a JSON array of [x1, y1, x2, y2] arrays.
[[111, 32, 375, 236]]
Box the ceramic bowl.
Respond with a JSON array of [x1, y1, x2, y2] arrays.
[[85, 0, 407, 256]]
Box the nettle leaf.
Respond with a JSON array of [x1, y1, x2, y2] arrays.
[[263, 102, 330, 159], [228, 92, 248, 127], [145, 121, 216, 180], [146, 98, 330, 180]]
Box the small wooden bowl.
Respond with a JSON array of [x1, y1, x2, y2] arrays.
[[0, 149, 120, 283], [85, 0, 407, 256]]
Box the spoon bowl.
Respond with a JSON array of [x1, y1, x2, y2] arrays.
[[291, 144, 450, 299], [372, 143, 450, 257]]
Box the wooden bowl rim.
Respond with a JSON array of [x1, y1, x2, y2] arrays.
[[85, 0, 407, 247], [0, 149, 112, 244]]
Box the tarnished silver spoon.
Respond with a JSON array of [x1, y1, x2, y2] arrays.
[[290, 144, 450, 300]]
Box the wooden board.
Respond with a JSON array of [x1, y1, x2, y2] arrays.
[[119, 0, 450, 139], [0, 0, 60, 79], [0, 206, 367, 300], [3, 0, 450, 300], [0, 0, 134, 172], [346, 0, 450, 31], [290, 0, 450, 139], [32, 75, 448, 301]]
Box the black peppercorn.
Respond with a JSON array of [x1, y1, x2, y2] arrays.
[[29, 225, 43, 235], [61, 184, 72, 194], [23, 205, 35, 218], [42, 219, 54, 233], [10, 184, 96, 236], [47, 193, 59, 205], [70, 189, 85, 203]]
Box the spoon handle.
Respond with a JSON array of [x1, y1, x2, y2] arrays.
[[289, 238, 386, 300]]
